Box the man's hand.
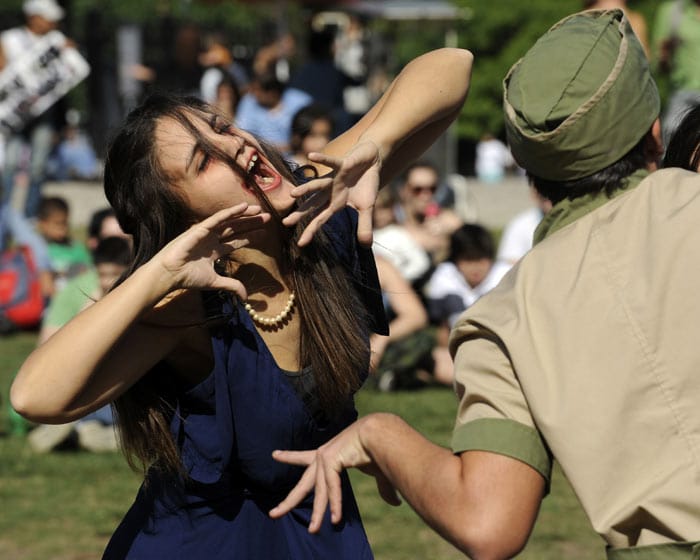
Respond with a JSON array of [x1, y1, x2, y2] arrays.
[[269, 414, 401, 532]]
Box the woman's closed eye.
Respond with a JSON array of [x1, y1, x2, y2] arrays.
[[198, 152, 211, 174]]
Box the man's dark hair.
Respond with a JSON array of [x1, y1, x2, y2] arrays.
[[290, 104, 334, 152], [403, 160, 439, 182], [663, 104, 700, 171], [528, 134, 648, 205], [88, 208, 116, 241], [256, 71, 284, 94], [93, 236, 131, 267], [449, 223, 496, 262], [37, 196, 69, 220]]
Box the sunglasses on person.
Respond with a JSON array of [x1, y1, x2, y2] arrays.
[[408, 183, 438, 195]]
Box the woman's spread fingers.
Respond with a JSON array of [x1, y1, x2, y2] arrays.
[[210, 276, 247, 300], [297, 216, 329, 247], [355, 208, 374, 247], [241, 204, 264, 216], [375, 473, 402, 507], [290, 177, 333, 198], [282, 192, 330, 229], [268, 462, 317, 519], [217, 239, 249, 256], [293, 193, 347, 245], [307, 151, 341, 169], [205, 205, 269, 234], [281, 202, 322, 229], [218, 213, 271, 236], [296, 190, 330, 213], [202, 203, 250, 228], [281, 209, 305, 228]]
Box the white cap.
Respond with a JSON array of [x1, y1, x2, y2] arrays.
[[23, 0, 65, 22]]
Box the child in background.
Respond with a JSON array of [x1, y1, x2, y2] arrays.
[[36, 196, 92, 291], [38, 208, 131, 343], [289, 103, 334, 168], [27, 236, 132, 453], [423, 223, 511, 384], [39, 235, 132, 344]]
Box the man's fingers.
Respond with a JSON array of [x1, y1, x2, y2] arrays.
[[324, 459, 346, 524], [271, 449, 315, 466], [375, 473, 402, 507], [306, 464, 329, 533], [268, 462, 317, 519]]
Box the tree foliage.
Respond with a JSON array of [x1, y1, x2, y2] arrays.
[[442, 0, 662, 142], [0, 0, 667, 144]]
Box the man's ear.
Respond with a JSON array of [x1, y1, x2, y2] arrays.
[[644, 118, 664, 171]]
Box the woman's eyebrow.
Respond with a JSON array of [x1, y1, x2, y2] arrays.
[[183, 114, 220, 173]]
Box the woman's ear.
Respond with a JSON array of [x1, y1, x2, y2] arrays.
[[644, 118, 664, 171]]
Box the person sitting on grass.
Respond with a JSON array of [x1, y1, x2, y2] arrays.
[[35, 196, 92, 292], [369, 254, 431, 392], [423, 223, 510, 386], [27, 236, 132, 453]]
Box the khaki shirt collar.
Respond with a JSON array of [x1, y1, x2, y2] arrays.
[[533, 168, 649, 244]]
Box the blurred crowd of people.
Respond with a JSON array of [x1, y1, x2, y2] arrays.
[[368, 159, 545, 391], [4, 0, 700, 451]]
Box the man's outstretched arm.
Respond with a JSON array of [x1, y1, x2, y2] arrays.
[[270, 412, 545, 560]]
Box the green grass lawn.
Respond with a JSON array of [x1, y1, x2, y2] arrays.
[[0, 332, 602, 559]]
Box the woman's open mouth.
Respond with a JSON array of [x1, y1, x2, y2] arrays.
[[247, 153, 282, 192]]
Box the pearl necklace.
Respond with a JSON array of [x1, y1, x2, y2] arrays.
[[244, 292, 296, 327]]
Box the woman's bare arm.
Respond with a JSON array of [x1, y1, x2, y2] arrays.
[[11, 204, 267, 423], [325, 47, 473, 182], [284, 48, 473, 246]]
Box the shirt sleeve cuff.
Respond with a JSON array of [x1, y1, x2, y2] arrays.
[[451, 417, 552, 485]]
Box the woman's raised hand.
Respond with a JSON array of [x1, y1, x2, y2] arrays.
[[282, 140, 382, 247], [154, 203, 270, 300]]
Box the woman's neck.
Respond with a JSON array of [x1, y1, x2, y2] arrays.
[[232, 226, 290, 296]]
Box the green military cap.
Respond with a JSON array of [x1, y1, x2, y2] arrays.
[[503, 9, 659, 181]]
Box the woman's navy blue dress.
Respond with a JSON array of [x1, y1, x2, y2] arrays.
[[103, 209, 387, 559]]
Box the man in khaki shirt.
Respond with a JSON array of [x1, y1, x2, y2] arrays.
[[271, 9, 700, 559]]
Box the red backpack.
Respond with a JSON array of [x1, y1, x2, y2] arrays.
[[0, 245, 45, 332]]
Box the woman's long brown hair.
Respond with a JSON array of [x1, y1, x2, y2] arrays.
[[103, 93, 371, 477]]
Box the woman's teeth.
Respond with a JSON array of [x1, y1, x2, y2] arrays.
[[247, 154, 259, 172]]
